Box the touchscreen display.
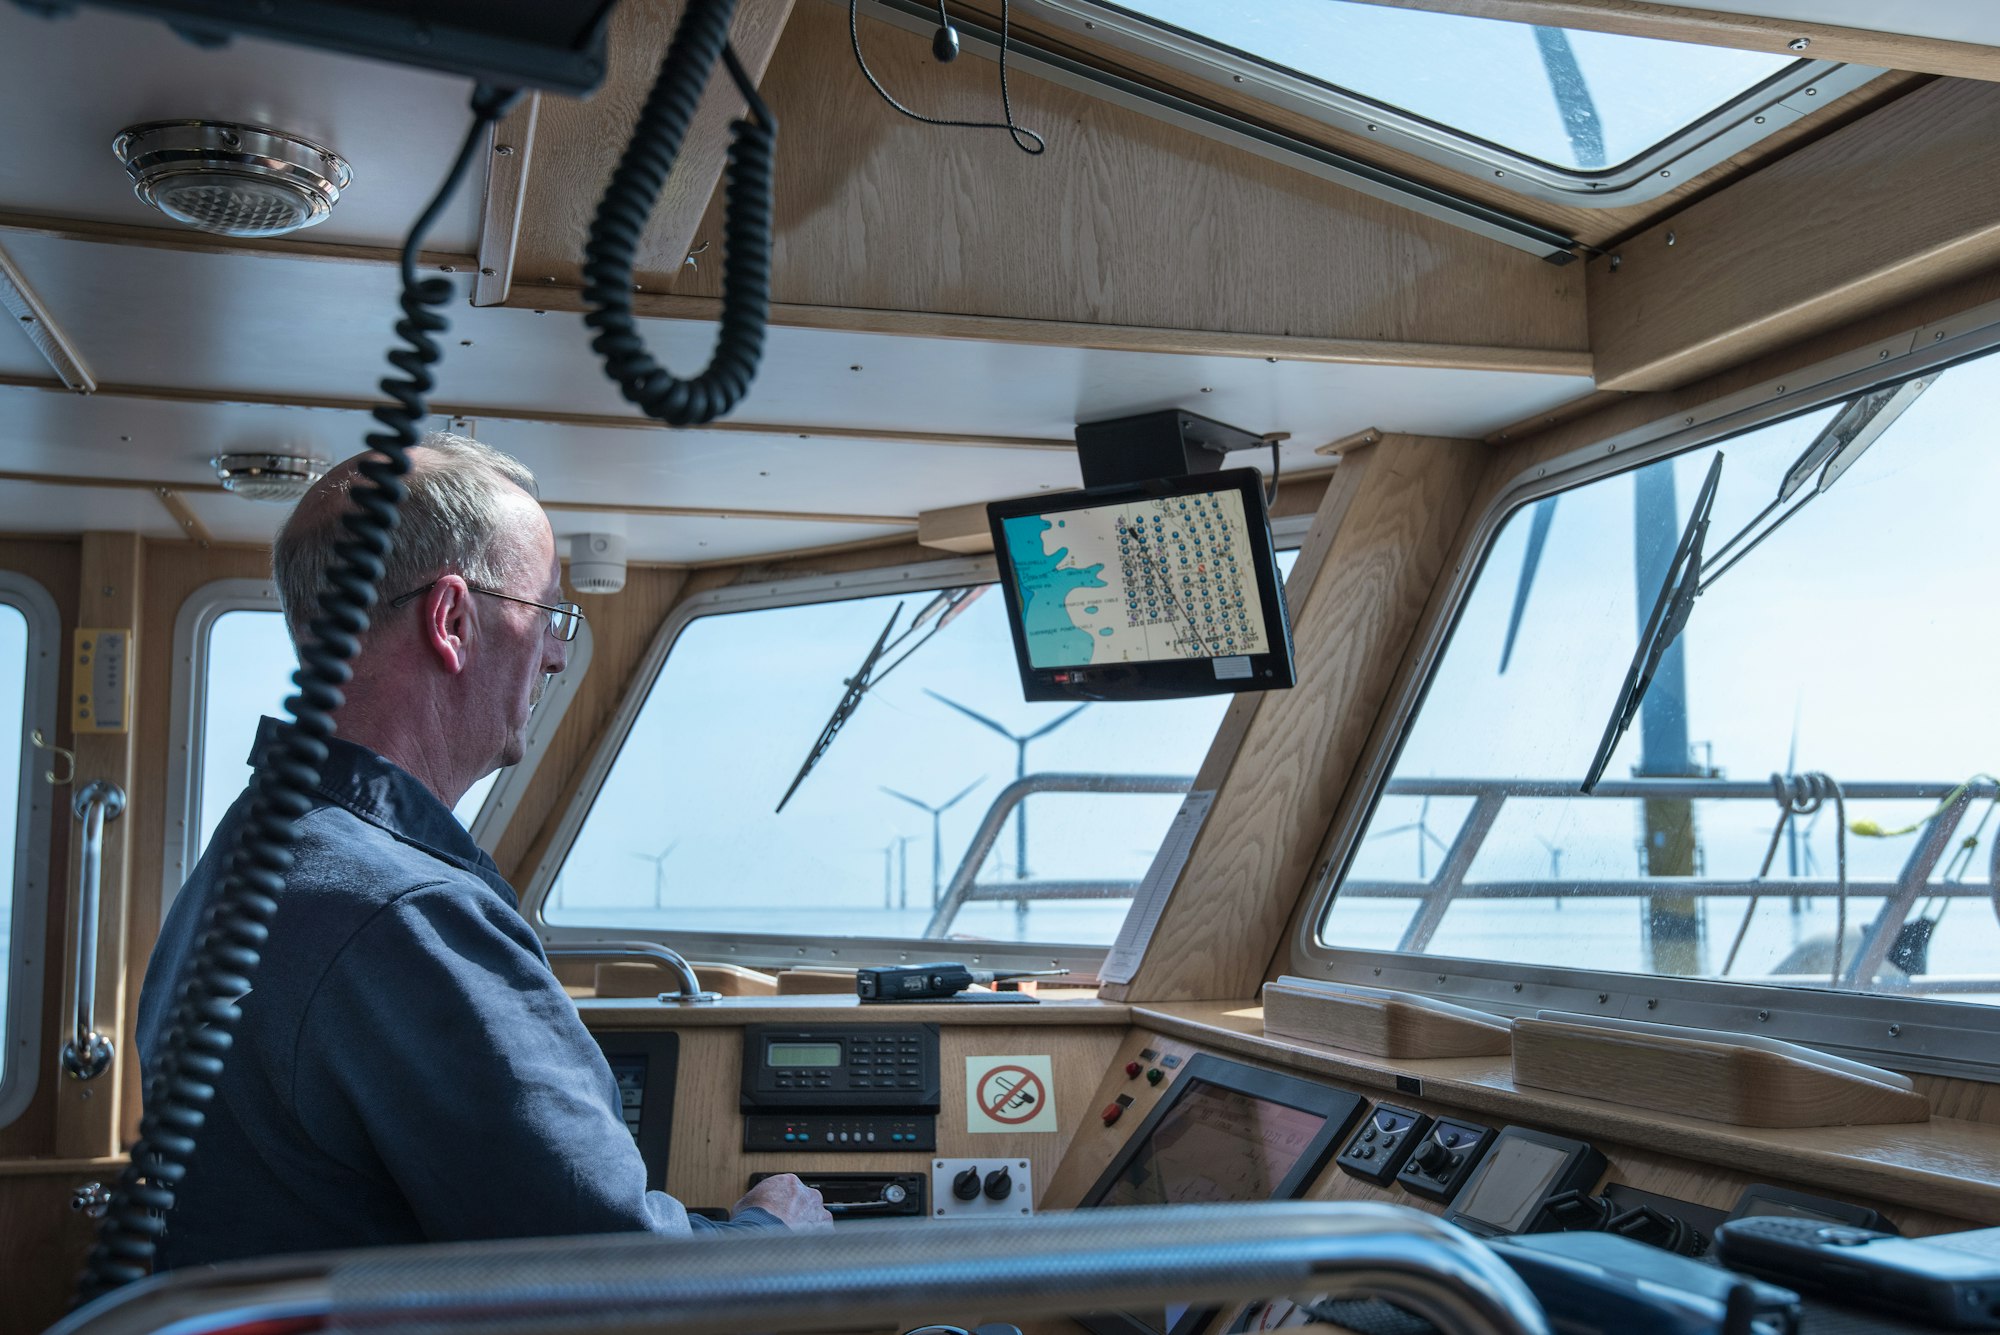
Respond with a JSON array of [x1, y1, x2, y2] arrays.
[[1454, 1138, 1570, 1233], [1093, 1079, 1327, 1333], [998, 488, 1272, 669]]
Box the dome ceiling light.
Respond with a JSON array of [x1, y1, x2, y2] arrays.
[[113, 121, 352, 238], [212, 452, 328, 502]]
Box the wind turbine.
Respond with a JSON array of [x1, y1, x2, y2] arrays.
[[882, 778, 984, 906], [925, 690, 1089, 878], [1369, 797, 1450, 881], [629, 841, 679, 909]]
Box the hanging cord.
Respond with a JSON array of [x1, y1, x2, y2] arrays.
[[850, 0, 1046, 154], [1722, 771, 1846, 980], [583, 1, 778, 426], [73, 85, 514, 1308]]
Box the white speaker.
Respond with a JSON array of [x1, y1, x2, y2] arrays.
[[569, 532, 626, 595]]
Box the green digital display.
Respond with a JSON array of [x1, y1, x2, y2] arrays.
[[769, 1042, 842, 1068]]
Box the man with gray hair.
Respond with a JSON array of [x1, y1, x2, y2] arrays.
[[138, 434, 828, 1269]]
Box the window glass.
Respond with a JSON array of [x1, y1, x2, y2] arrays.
[[1102, 0, 1795, 171], [1322, 352, 2000, 1003], [0, 603, 26, 1085], [195, 611, 489, 860], [550, 552, 1298, 946]]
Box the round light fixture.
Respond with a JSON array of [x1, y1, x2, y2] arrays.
[[113, 121, 352, 238], [212, 453, 328, 503]]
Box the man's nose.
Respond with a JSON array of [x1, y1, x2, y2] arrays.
[[544, 633, 569, 676]]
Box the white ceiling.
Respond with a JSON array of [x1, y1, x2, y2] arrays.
[[0, 5, 1599, 564], [1683, 2, 2000, 47], [0, 5, 484, 252]]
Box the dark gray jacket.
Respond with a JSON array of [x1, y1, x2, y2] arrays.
[[138, 717, 772, 1268]]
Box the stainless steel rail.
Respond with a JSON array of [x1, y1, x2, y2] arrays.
[[61, 779, 125, 1080], [543, 939, 720, 1003], [50, 1202, 1549, 1335], [925, 772, 1193, 937]]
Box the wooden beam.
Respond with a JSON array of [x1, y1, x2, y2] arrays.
[[0, 241, 93, 392], [508, 285, 1596, 376], [514, 0, 798, 291], [1100, 433, 1488, 1003], [0, 210, 473, 274], [1590, 79, 2000, 392], [1344, 0, 2000, 83], [150, 487, 212, 546], [473, 94, 541, 308], [54, 534, 143, 1159], [0, 376, 1075, 452], [542, 500, 911, 526]]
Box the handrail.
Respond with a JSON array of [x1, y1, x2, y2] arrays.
[[925, 772, 1193, 937], [49, 1202, 1549, 1335], [543, 940, 720, 1003], [61, 779, 125, 1081]]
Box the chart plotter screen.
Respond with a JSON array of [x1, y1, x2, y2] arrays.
[[988, 470, 1295, 702], [1000, 489, 1271, 668]]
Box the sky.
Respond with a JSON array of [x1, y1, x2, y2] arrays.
[[1113, 0, 1793, 169]]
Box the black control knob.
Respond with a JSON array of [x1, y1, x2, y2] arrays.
[[1411, 1136, 1457, 1178], [953, 1167, 983, 1201], [983, 1166, 1013, 1201]]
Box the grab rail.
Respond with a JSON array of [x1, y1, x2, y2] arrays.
[[925, 772, 1194, 937], [542, 939, 720, 1003], [49, 1201, 1549, 1335], [61, 779, 125, 1081]]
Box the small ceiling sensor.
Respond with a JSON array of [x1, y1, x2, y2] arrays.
[[114, 121, 351, 238], [569, 533, 627, 595], [212, 453, 328, 502]]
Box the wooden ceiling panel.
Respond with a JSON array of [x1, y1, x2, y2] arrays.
[[511, 0, 797, 300], [526, 1, 1586, 358]]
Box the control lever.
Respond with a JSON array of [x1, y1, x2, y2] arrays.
[[983, 1166, 1014, 1201], [953, 1167, 983, 1201]]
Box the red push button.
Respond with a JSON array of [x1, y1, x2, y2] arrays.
[[1124, 1061, 1144, 1079], [1101, 1102, 1124, 1126]]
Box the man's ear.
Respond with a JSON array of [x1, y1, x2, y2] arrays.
[[419, 575, 475, 675]]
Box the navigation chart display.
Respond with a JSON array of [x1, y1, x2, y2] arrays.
[[998, 488, 1271, 669]]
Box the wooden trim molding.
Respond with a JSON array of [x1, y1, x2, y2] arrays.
[[1344, 1, 2000, 84], [473, 93, 541, 308], [1589, 79, 2000, 391]]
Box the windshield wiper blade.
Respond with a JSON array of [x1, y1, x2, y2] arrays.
[[772, 586, 987, 813], [1582, 452, 1723, 794]]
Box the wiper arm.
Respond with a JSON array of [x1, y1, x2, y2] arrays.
[[1582, 452, 1722, 794], [774, 586, 987, 813], [1578, 372, 1931, 794]]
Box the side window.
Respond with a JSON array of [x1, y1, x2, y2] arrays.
[[540, 545, 1299, 959], [0, 572, 58, 1128], [1314, 347, 2000, 1018], [168, 583, 589, 900]]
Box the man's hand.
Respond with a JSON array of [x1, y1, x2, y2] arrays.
[[735, 1173, 833, 1230]]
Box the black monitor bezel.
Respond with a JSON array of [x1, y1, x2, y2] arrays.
[[1074, 1052, 1366, 1335], [986, 468, 1296, 703]]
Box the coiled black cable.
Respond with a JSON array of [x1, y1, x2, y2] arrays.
[[73, 85, 514, 1309], [583, 0, 777, 427]]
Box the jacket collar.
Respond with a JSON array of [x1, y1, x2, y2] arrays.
[[249, 716, 516, 905]]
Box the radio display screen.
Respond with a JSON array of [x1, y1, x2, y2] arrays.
[[769, 1042, 843, 1067]]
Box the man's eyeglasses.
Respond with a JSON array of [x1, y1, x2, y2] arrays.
[[388, 580, 585, 642]]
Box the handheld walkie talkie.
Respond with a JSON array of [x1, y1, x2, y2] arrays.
[[856, 962, 1068, 1001]]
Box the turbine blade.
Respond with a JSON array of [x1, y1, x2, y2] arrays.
[[1499, 497, 1557, 674], [1027, 702, 1091, 741], [924, 689, 1018, 739]]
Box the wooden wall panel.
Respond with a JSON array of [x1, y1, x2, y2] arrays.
[[530, 1, 1586, 360], [655, 1022, 1124, 1213], [1104, 435, 1488, 1003], [0, 537, 79, 1160], [0, 1161, 116, 1335], [1591, 79, 2000, 390]]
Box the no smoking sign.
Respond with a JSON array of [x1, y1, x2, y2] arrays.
[[965, 1055, 1058, 1134]]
